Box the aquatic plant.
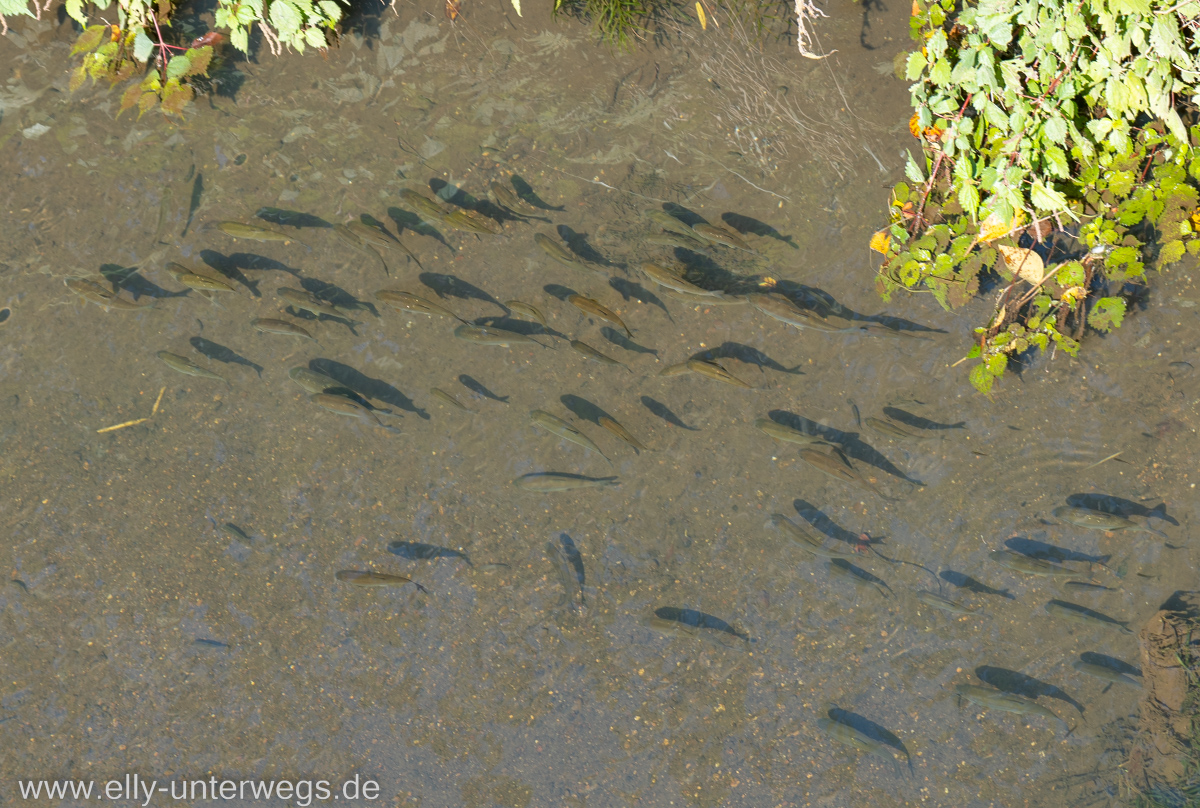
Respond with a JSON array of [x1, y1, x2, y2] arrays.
[[875, 0, 1200, 393]]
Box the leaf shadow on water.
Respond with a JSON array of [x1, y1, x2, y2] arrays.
[[99, 264, 185, 301], [458, 374, 508, 403], [824, 706, 912, 774], [640, 396, 698, 431], [768, 410, 922, 485], [1004, 537, 1110, 566], [720, 212, 797, 248], [653, 606, 749, 641], [309, 359, 429, 419], [385, 207, 451, 249], [1065, 493, 1177, 525], [600, 326, 657, 356], [419, 272, 504, 310], [1079, 652, 1142, 677], [510, 175, 565, 211], [939, 569, 1014, 599], [556, 225, 617, 268], [189, 337, 263, 377], [974, 666, 1085, 715], [881, 406, 967, 431], [695, 341, 802, 375], [608, 277, 672, 318]]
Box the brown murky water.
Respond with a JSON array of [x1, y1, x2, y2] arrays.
[[1, 2, 1198, 806]]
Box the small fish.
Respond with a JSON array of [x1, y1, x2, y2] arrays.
[[217, 221, 304, 245], [530, 410, 610, 461], [165, 262, 237, 293], [915, 590, 980, 616], [598, 416, 648, 453], [454, 324, 543, 347], [430, 387, 475, 412], [546, 539, 586, 609], [289, 367, 346, 394], [490, 181, 526, 213], [798, 449, 897, 502], [157, 351, 227, 384], [1061, 580, 1118, 593], [222, 523, 251, 541], [955, 684, 1066, 728], [692, 222, 755, 252], [570, 340, 629, 370], [513, 473, 619, 492], [1071, 661, 1141, 688], [828, 558, 890, 597], [989, 550, 1078, 578], [658, 362, 694, 377], [1052, 506, 1167, 538], [335, 570, 428, 593], [864, 417, 933, 441], [442, 209, 501, 235], [662, 287, 745, 306], [754, 417, 830, 447], [66, 278, 152, 310], [397, 189, 449, 224], [642, 209, 696, 237], [346, 221, 397, 252], [768, 514, 857, 560], [251, 318, 316, 341], [817, 717, 902, 772], [568, 294, 631, 336], [645, 231, 709, 251], [848, 398, 862, 427], [1044, 600, 1133, 634], [686, 358, 752, 388], [505, 300, 547, 326], [376, 290, 465, 321], [310, 393, 399, 432], [640, 262, 724, 297], [277, 288, 361, 324], [534, 233, 607, 278], [748, 293, 859, 333], [387, 540, 472, 566], [332, 223, 366, 251]]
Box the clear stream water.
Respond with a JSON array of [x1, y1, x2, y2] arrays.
[[1, 2, 1198, 806]]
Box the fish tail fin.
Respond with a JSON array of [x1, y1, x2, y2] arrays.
[[412, 581, 429, 594]]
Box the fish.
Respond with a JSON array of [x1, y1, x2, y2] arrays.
[[568, 294, 632, 336], [222, 523, 251, 541], [546, 540, 585, 609], [157, 351, 228, 384], [817, 717, 902, 772], [164, 262, 236, 293], [1071, 661, 1141, 688], [598, 415, 648, 453], [662, 287, 744, 305], [640, 262, 725, 297], [1052, 506, 1167, 538], [489, 181, 526, 213], [66, 278, 152, 310], [335, 570, 428, 593], [454, 324, 544, 347], [505, 300, 547, 326], [251, 318, 316, 341], [386, 540, 472, 566], [645, 231, 709, 251], [570, 340, 629, 370], [754, 417, 831, 447], [828, 558, 890, 597], [288, 367, 346, 394], [691, 222, 755, 252], [442, 209, 501, 235], [375, 290, 465, 322], [513, 473, 620, 491], [277, 288, 361, 324], [954, 684, 1066, 728], [685, 358, 753, 388], [534, 233, 607, 278], [915, 590, 980, 615], [397, 189, 449, 224], [530, 410, 610, 461], [1061, 580, 1118, 593], [658, 362, 694, 377], [747, 293, 859, 333], [768, 514, 857, 560], [217, 221, 304, 245], [346, 221, 398, 252], [864, 417, 932, 441], [430, 387, 475, 412], [332, 223, 366, 251], [989, 550, 1079, 578], [643, 209, 696, 237], [310, 393, 400, 432], [1044, 600, 1133, 634], [798, 449, 897, 502]]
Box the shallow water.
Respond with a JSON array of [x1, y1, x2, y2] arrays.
[[1, 3, 1198, 806]]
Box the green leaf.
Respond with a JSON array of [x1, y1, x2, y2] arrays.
[[905, 51, 927, 81], [1108, 170, 1135, 198], [183, 45, 213, 77], [1043, 145, 1069, 179], [929, 58, 952, 86], [959, 183, 980, 219], [1057, 260, 1085, 287], [1030, 181, 1070, 213], [269, 0, 303, 37], [165, 53, 192, 81], [65, 0, 85, 23], [985, 352, 1007, 376], [1160, 239, 1186, 265], [0, 0, 31, 14], [304, 26, 326, 48], [230, 26, 249, 53], [1042, 115, 1067, 144], [132, 27, 154, 62], [1087, 297, 1126, 332], [969, 362, 995, 394], [317, 0, 342, 21], [71, 25, 108, 56]]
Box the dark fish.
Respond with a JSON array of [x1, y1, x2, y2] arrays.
[[387, 540, 472, 566]]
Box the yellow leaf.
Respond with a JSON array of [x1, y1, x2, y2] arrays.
[[869, 229, 891, 254], [908, 113, 921, 139], [696, 1, 707, 30], [996, 245, 1044, 284], [978, 210, 1015, 243], [1061, 286, 1087, 304]]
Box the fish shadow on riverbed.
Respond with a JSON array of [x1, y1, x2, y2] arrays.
[[458, 374, 508, 403], [721, 212, 797, 249], [974, 666, 1085, 715], [769, 410, 922, 485], [255, 208, 330, 229], [428, 179, 517, 227], [510, 175, 565, 211], [1046, 600, 1131, 632], [882, 407, 966, 431], [385, 208, 451, 248], [474, 315, 566, 341], [792, 499, 879, 552], [825, 706, 912, 774], [420, 273, 504, 311], [828, 559, 893, 597], [556, 225, 618, 268], [608, 277, 672, 319], [309, 359, 429, 419], [1079, 652, 1142, 677], [695, 342, 802, 376], [189, 337, 263, 377], [298, 278, 376, 319], [560, 394, 613, 425], [1065, 494, 1177, 525], [640, 396, 698, 431], [100, 264, 185, 301], [654, 606, 749, 642], [201, 249, 299, 288], [1004, 537, 1110, 566], [940, 569, 1014, 599], [600, 327, 657, 356]]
